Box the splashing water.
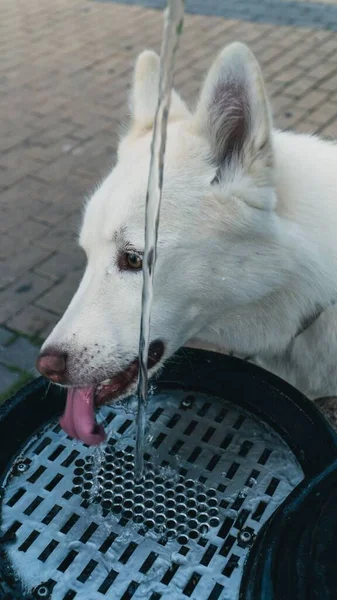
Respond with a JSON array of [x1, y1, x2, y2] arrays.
[[135, 0, 185, 477]]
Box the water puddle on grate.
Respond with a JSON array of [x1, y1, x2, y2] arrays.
[[1, 389, 303, 599]]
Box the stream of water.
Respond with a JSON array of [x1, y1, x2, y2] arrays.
[[135, 0, 185, 477]]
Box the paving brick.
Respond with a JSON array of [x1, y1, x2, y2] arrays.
[[0, 336, 39, 372], [320, 72, 337, 92], [296, 90, 330, 112], [0, 272, 53, 323], [310, 102, 337, 125], [35, 222, 80, 255], [39, 321, 59, 341], [273, 66, 305, 85], [32, 203, 78, 226], [283, 77, 316, 99], [0, 246, 52, 289], [19, 135, 79, 163], [293, 120, 318, 135], [0, 327, 13, 346], [0, 176, 50, 209], [0, 235, 22, 260], [0, 364, 20, 395], [320, 119, 337, 140], [308, 62, 337, 83], [35, 272, 82, 315], [35, 248, 85, 281], [7, 220, 51, 244], [7, 305, 59, 337]]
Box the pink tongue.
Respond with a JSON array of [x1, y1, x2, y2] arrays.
[[60, 386, 106, 445]]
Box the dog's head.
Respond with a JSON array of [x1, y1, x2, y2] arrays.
[[37, 43, 280, 442]]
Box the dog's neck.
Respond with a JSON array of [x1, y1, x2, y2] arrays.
[[188, 130, 337, 360]]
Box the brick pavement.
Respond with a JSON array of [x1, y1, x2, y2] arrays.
[[1, 0, 337, 400]]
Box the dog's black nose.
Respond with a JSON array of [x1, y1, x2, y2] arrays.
[[36, 348, 68, 384]]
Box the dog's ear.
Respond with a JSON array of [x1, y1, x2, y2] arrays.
[[193, 43, 273, 177], [130, 50, 189, 131]]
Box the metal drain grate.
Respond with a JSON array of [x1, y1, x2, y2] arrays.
[[74, 450, 220, 544], [0, 389, 303, 600]]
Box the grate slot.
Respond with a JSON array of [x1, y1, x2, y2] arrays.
[[238, 441, 253, 457], [98, 569, 118, 594], [187, 446, 202, 463], [139, 551, 158, 574], [252, 500, 268, 521], [219, 534, 236, 557], [265, 477, 280, 496], [1, 520, 22, 541], [19, 530, 40, 552], [61, 450, 80, 468], [166, 414, 181, 429], [233, 416, 245, 430], [235, 509, 250, 530], [28, 465, 46, 483], [245, 469, 260, 487], [34, 437, 52, 455], [79, 522, 98, 544], [7, 488, 25, 507], [42, 504, 62, 525], [225, 462, 240, 479], [202, 427, 216, 443], [45, 473, 63, 492], [215, 408, 227, 423], [153, 433, 166, 449], [62, 592, 76, 600], [220, 434, 233, 450], [119, 542, 138, 565], [258, 448, 272, 465], [183, 420, 198, 436], [48, 445, 66, 462], [121, 581, 139, 600], [200, 544, 217, 566], [197, 402, 211, 417], [150, 408, 164, 422], [105, 412, 116, 425], [24, 496, 43, 516], [99, 532, 118, 554], [57, 550, 78, 573], [223, 554, 240, 577], [169, 439, 184, 455], [232, 493, 246, 511], [183, 572, 202, 596], [218, 517, 234, 539], [77, 559, 98, 583], [207, 583, 224, 600], [149, 594, 162, 600], [206, 454, 221, 472], [38, 540, 59, 563], [161, 563, 180, 585], [117, 420, 132, 435], [60, 514, 79, 534]]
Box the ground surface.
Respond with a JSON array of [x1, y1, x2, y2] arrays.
[[1, 0, 337, 399]]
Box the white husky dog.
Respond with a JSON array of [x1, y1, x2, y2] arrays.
[[37, 42, 337, 443]]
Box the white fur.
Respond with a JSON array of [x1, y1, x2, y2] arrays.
[[42, 43, 337, 400]]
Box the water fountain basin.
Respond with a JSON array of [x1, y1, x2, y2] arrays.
[[0, 348, 336, 600]]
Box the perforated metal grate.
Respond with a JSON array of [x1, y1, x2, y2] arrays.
[[0, 389, 303, 600]]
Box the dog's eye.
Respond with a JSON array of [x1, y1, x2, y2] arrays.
[[127, 253, 142, 270], [117, 250, 143, 272]]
